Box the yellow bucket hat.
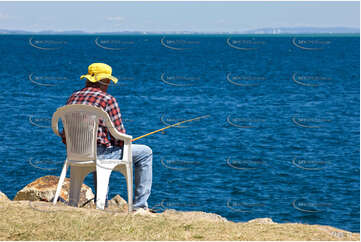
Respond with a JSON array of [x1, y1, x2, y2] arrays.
[[80, 63, 118, 84]]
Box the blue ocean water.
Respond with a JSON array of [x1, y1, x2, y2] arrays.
[[0, 34, 359, 232]]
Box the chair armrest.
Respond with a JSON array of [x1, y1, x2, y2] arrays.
[[104, 118, 132, 143], [51, 109, 62, 137]]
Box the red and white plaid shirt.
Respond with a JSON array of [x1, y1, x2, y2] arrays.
[[61, 87, 126, 148]]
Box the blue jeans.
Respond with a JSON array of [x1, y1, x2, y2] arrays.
[[93, 144, 153, 209]]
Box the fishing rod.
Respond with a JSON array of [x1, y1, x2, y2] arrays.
[[131, 114, 210, 142]]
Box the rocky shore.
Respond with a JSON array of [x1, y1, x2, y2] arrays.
[[0, 176, 359, 240]]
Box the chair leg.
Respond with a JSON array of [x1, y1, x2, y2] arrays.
[[95, 166, 112, 210], [53, 160, 68, 205], [69, 166, 92, 207], [126, 164, 133, 213]]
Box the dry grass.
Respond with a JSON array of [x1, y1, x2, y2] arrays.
[[0, 200, 359, 241]]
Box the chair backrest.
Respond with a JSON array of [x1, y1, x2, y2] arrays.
[[63, 111, 98, 161], [52, 104, 109, 162]]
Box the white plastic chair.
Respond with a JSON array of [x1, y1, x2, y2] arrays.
[[51, 104, 133, 212]]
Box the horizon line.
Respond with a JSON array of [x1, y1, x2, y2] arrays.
[[0, 26, 359, 35]]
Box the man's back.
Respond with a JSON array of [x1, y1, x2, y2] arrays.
[[65, 86, 126, 148]]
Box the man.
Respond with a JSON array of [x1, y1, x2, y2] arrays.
[[60, 63, 153, 214]]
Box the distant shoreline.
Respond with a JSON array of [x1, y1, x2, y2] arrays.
[[0, 33, 359, 37], [0, 26, 359, 36]]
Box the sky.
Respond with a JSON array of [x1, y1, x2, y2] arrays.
[[0, 1, 359, 32]]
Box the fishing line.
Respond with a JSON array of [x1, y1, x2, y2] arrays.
[[132, 115, 210, 142]]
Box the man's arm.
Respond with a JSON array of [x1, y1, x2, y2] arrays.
[[106, 96, 126, 147]]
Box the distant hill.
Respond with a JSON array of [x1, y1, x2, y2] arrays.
[[242, 26, 359, 34], [0, 29, 89, 35], [0, 26, 359, 35]]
